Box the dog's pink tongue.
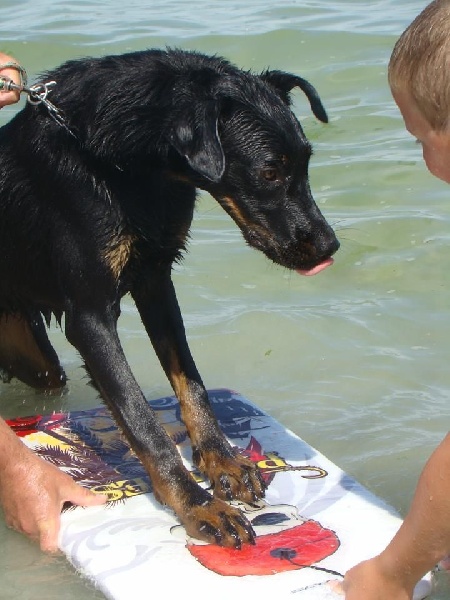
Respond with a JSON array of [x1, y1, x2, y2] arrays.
[[296, 257, 334, 276]]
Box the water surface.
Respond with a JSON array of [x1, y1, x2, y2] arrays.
[[1, 1, 449, 598]]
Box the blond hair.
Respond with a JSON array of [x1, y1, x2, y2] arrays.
[[388, 0, 450, 130]]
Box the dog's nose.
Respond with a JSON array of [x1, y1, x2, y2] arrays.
[[314, 227, 340, 259], [327, 235, 340, 257], [295, 229, 339, 275]]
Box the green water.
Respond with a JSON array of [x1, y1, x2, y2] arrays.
[[1, 1, 449, 598]]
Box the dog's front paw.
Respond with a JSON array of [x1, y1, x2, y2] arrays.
[[195, 446, 266, 504], [183, 494, 256, 549], [214, 453, 267, 503]]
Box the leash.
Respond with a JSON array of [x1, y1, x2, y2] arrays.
[[0, 73, 78, 141]]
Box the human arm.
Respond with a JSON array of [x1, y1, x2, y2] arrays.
[[0, 416, 107, 552], [0, 52, 23, 108], [339, 432, 450, 599]]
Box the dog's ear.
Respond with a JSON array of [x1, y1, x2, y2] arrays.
[[169, 99, 225, 183], [260, 70, 328, 124]]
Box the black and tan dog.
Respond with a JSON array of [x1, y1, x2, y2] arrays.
[[0, 49, 339, 548]]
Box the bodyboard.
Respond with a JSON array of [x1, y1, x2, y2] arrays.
[[7, 388, 432, 599]]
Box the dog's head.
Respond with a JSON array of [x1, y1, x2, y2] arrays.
[[32, 51, 337, 275], [168, 64, 339, 275]]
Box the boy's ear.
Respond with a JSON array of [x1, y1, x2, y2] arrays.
[[169, 99, 225, 183], [260, 70, 328, 123]]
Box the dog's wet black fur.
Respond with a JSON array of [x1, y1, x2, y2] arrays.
[[0, 48, 338, 547]]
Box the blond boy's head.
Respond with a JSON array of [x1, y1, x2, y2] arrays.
[[388, 0, 450, 131]]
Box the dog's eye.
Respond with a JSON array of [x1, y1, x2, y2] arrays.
[[261, 167, 278, 182]]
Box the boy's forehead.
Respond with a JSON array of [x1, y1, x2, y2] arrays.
[[392, 89, 433, 137]]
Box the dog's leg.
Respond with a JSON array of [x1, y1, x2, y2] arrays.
[[132, 268, 266, 505], [0, 311, 66, 389], [64, 299, 256, 548]]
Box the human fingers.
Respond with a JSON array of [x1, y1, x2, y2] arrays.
[[0, 56, 24, 107], [438, 555, 450, 571], [329, 580, 345, 595], [37, 484, 106, 552], [38, 517, 61, 554], [64, 481, 108, 507]]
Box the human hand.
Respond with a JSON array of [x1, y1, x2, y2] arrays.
[[0, 52, 24, 108], [438, 554, 450, 571], [0, 442, 107, 552], [330, 558, 413, 600]]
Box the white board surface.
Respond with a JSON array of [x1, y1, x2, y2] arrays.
[[10, 388, 432, 600]]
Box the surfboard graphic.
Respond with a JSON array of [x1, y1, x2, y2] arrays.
[[7, 388, 432, 599]]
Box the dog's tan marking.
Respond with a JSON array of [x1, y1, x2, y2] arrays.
[[103, 234, 135, 280], [0, 313, 64, 388], [169, 362, 200, 434], [172, 370, 189, 403], [169, 363, 201, 432], [220, 196, 248, 229], [0, 314, 41, 364], [221, 196, 273, 247]]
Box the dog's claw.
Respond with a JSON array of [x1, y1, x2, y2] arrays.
[[236, 514, 256, 545], [203, 449, 266, 506], [256, 468, 267, 491], [185, 495, 256, 548], [214, 529, 223, 546], [218, 473, 234, 501]]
